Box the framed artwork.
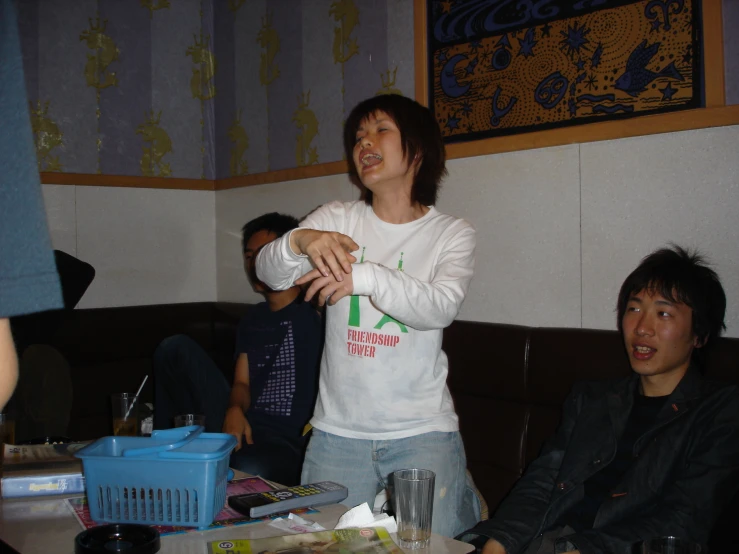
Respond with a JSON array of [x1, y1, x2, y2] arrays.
[[425, 0, 703, 144]]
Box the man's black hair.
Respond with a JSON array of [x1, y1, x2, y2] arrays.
[[617, 244, 726, 361], [343, 94, 447, 207], [241, 212, 299, 253]]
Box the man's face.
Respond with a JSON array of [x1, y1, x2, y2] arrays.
[[622, 288, 699, 382], [243, 229, 278, 293]]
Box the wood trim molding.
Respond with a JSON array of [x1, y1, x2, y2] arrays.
[[446, 105, 739, 160], [414, 0, 429, 107], [40, 106, 739, 191], [216, 160, 348, 191], [703, 0, 726, 108], [40, 172, 215, 191]]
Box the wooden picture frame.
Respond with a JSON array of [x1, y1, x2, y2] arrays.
[[414, 0, 739, 162]]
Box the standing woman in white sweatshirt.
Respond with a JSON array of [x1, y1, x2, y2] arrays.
[[256, 94, 478, 537]]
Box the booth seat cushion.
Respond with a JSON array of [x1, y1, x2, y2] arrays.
[[444, 319, 739, 515]]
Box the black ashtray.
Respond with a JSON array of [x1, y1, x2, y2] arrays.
[[75, 524, 160, 554]]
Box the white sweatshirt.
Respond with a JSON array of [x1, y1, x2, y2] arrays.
[[257, 201, 476, 439]]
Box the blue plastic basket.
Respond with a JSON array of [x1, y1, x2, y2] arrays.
[[75, 426, 236, 529]]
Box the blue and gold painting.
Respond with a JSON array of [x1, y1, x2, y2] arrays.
[[428, 0, 702, 143]]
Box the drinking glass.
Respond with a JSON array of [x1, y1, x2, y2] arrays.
[[640, 536, 703, 554], [174, 414, 205, 428], [111, 393, 138, 436], [393, 469, 435, 549]]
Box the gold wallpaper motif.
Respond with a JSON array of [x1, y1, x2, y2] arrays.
[[80, 17, 120, 90], [258, 12, 280, 86], [140, 0, 171, 18], [330, 0, 359, 64], [228, 0, 245, 12], [378, 66, 401, 95], [137, 110, 173, 177], [294, 91, 319, 167], [187, 33, 217, 101], [30, 101, 64, 172], [229, 110, 250, 176]]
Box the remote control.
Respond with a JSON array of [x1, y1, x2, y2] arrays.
[[227, 481, 349, 518]]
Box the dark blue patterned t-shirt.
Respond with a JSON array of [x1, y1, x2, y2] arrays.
[[234, 298, 322, 437]]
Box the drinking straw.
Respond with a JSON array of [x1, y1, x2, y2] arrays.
[[124, 375, 148, 419]]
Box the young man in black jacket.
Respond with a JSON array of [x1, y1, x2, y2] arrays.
[[464, 245, 739, 554]]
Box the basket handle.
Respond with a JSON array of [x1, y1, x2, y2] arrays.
[[121, 425, 205, 457]]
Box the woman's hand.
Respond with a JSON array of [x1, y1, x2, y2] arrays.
[[290, 229, 358, 282], [222, 405, 253, 450], [296, 269, 354, 306]]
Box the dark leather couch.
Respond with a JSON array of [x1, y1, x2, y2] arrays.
[[39, 302, 739, 546], [443, 322, 739, 512], [44, 302, 251, 440], [443, 322, 739, 552]]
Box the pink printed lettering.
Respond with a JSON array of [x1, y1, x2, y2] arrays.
[[346, 329, 401, 349], [347, 341, 376, 358]]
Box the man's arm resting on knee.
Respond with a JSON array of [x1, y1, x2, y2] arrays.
[[223, 353, 253, 448], [0, 319, 18, 411]]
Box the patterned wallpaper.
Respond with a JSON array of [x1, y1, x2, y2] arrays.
[[16, 0, 415, 180]]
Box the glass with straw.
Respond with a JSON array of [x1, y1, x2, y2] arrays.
[[111, 376, 147, 437]]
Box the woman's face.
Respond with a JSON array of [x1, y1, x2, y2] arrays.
[[352, 110, 415, 196]]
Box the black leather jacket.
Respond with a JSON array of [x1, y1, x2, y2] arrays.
[[465, 370, 739, 554]]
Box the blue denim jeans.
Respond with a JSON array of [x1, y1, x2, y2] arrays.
[[301, 428, 481, 537]]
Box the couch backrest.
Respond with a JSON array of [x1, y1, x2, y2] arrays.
[[47, 302, 249, 439], [443, 320, 739, 514], [37, 302, 739, 518]]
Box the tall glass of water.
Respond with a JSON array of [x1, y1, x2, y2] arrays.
[[393, 468, 435, 550]]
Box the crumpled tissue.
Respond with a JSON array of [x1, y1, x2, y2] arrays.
[[335, 502, 397, 533], [268, 512, 327, 534]]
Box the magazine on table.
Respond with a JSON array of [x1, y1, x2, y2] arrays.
[[1, 442, 90, 498], [207, 527, 404, 554], [2, 442, 90, 466]]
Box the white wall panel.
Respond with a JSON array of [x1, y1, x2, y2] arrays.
[[440, 145, 582, 327], [581, 125, 739, 336], [74, 185, 216, 308], [42, 184, 77, 256]]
